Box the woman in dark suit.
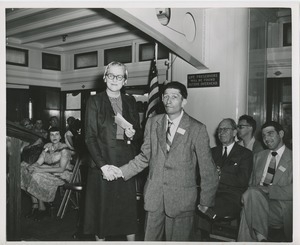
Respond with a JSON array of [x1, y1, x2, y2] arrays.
[[83, 61, 142, 241]]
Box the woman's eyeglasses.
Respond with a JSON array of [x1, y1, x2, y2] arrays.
[[106, 73, 124, 81]]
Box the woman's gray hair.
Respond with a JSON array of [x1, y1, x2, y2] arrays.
[[103, 61, 128, 81]]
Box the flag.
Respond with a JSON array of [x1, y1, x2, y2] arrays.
[[146, 59, 160, 118]]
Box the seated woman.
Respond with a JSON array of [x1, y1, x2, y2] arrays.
[[64, 117, 76, 155], [21, 127, 73, 221], [33, 119, 48, 139], [65, 119, 83, 156]]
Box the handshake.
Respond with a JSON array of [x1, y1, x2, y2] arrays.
[[101, 165, 123, 181]]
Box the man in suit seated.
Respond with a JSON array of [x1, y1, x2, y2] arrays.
[[198, 118, 253, 237], [237, 121, 292, 242], [237, 114, 264, 154]]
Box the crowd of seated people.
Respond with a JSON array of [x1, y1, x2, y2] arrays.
[[16, 116, 84, 221], [198, 116, 292, 242]]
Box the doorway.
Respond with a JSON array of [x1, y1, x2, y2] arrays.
[[266, 77, 292, 149]]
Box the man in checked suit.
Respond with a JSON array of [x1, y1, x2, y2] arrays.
[[106, 81, 219, 241], [237, 121, 292, 242]]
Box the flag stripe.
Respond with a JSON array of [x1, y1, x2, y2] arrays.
[[147, 97, 160, 111], [148, 87, 159, 102], [146, 59, 160, 118]]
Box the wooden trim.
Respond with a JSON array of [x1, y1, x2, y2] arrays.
[[7, 137, 22, 241]]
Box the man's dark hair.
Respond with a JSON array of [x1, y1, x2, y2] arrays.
[[48, 126, 60, 133], [162, 81, 188, 99], [239, 114, 257, 134], [261, 121, 284, 134]]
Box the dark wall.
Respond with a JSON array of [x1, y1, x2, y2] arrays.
[[30, 86, 62, 129], [7, 88, 30, 123]]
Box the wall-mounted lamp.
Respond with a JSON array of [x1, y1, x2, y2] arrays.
[[155, 8, 171, 26], [29, 98, 33, 120]]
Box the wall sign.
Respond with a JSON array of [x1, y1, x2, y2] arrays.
[[187, 72, 220, 88]]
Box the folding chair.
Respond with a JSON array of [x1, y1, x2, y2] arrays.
[[57, 156, 83, 219]]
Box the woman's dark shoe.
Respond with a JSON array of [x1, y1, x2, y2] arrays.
[[33, 210, 49, 221]]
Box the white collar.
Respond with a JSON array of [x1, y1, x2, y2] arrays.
[[166, 110, 184, 126], [270, 144, 285, 158]]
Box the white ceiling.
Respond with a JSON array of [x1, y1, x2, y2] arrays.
[[6, 8, 149, 52]]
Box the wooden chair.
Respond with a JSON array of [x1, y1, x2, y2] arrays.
[[57, 156, 83, 219]]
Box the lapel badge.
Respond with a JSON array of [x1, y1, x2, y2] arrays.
[[177, 127, 186, 135], [278, 166, 286, 172]]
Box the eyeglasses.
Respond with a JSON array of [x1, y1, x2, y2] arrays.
[[237, 125, 251, 129], [218, 128, 233, 133], [106, 73, 125, 81]]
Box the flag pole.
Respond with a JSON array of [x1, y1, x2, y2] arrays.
[[155, 42, 158, 63]]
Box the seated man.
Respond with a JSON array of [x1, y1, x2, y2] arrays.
[[198, 118, 253, 234], [237, 121, 292, 242], [237, 114, 264, 154]]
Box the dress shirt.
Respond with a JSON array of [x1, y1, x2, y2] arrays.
[[166, 110, 184, 143], [260, 145, 285, 186], [223, 141, 235, 155]]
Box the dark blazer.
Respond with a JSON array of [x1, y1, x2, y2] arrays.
[[85, 91, 142, 169], [121, 112, 219, 218], [249, 147, 292, 240], [212, 142, 253, 197]]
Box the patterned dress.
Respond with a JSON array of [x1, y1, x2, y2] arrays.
[[21, 142, 72, 202]]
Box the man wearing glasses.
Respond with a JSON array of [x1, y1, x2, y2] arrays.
[[199, 118, 253, 239], [237, 114, 264, 154]]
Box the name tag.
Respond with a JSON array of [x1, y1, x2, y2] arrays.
[[278, 166, 286, 172], [177, 127, 186, 135]]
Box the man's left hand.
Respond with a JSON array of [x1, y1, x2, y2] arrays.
[[197, 204, 209, 213], [125, 127, 135, 138]]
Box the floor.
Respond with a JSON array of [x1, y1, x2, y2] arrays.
[[18, 189, 227, 242], [20, 190, 146, 242]]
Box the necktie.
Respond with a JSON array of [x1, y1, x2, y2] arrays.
[[263, 151, 278, 186], [166, 120, 173, 152], [222, 146, 227, 164]]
